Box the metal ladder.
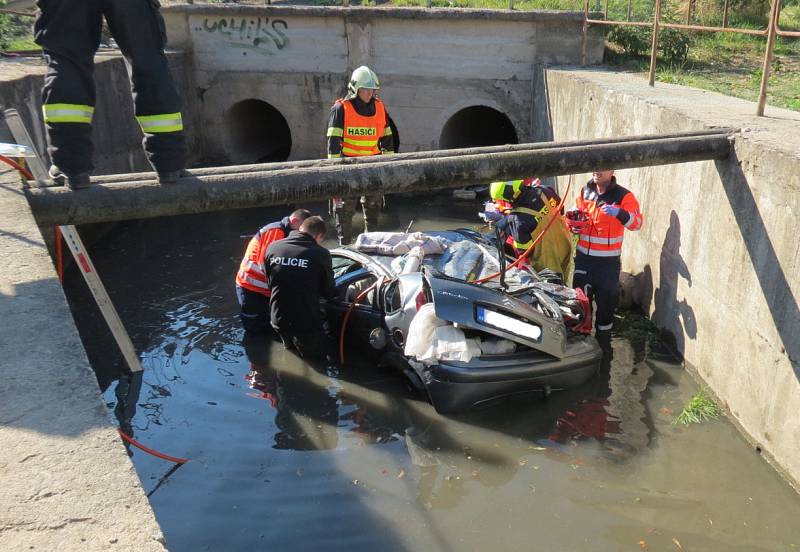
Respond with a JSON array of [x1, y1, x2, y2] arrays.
[[1, 108, 143, 373]]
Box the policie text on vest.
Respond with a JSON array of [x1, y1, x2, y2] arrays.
[[270, 257, 310, 268]]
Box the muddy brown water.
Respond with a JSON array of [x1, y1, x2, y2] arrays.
[[64, 195, 800, 551]]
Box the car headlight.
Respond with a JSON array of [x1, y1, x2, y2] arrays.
[[476, 306, 542, 342]]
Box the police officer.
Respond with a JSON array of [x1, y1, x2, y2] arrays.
[[567, 169, 644, 333], [327, 66, 395, 245], [34, 0, 187, 189], [487, 178, 572, 281], [235, 208, 311, 334], [264, 216, 336, 360]]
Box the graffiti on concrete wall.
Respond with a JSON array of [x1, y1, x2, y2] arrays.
[[195, 17, 289, 52]]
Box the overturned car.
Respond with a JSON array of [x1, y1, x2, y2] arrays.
[[327, 230, 602, 413]]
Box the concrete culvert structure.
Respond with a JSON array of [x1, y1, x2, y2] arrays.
[[227, 99, 292, 163], [439, 106, 518, 149]]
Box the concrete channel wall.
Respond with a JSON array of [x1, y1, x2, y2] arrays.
[[538, 68, 800, 490], [161, 4, 604, 163], [0, 167, 165, 549], [0, 52, 203, 175]]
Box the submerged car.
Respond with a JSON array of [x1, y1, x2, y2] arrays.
[[326, 230, 602, 413]]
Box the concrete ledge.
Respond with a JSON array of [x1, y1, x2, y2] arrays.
[[0, 167, 165, 550], [542, 67, 800, 491], [162, 3, 590, 22]]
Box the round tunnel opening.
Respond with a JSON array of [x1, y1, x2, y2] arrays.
[[227, 99, 292, 163], [439, 106, 518, 150]]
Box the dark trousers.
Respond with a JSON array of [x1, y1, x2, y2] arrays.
[[236, 285, 271, 334], [572, 254, 621, 332], [34, 0, 186, 175], [332, 194, 382, 245], [275, 328, 332, 362]]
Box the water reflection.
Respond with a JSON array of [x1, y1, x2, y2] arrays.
[[78, 202, 800, 551]]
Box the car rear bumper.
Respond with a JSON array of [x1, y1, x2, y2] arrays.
[[423, 335, 602, 413]]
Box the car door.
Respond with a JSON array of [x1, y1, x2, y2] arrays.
[[327, 252, 388, 357]]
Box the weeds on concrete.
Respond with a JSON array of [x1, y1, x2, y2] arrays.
[[674, 390, 722, 425], [613, 310, 661, 347]]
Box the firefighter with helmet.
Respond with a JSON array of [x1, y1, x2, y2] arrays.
[[486, 178, 573, 282], [327, 66, 395, 245]]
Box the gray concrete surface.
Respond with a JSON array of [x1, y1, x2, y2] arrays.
[[539, 67, 800, 490], [161, 4, 605, 163], [0, 167, 166, 549]]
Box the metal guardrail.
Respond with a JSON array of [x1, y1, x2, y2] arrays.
[[581, 0, 799, 116]]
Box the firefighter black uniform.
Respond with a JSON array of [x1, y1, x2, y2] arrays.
[[264, 230, 336, 360], [326, 66, 394, 245], [493, 182, 572, 281], [33, 0, 186, 184], [570, 176, 643, 332]]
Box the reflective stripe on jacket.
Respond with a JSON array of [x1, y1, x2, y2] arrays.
[[235, 218, 291, 296], [575, 178, 643, 258], [506, 186, 572, 277], [339, 98, 386, 157]]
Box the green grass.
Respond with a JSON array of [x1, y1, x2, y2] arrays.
[[613, 310, 661, 347], [674, 390, 722, 425]]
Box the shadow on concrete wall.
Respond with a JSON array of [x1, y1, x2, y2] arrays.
[[715, 153, 800, 379], [651, 211, 697, 358]]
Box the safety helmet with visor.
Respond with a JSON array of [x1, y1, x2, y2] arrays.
[[348, 66, 381, 95]]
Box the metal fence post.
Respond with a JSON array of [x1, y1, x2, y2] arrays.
[[648, 0, 663, 86], [757, 0, 780, 116], [722, 0, 730, 28], [581, 0, 590, 65]]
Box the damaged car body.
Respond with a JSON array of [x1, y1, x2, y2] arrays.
[[326, 230, 602, 413]]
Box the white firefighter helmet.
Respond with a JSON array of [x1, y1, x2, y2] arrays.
[[348, 66, 380, 95]]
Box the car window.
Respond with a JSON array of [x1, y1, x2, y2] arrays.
[[384, 280, 402, 314], [332, 255, 362, 279]]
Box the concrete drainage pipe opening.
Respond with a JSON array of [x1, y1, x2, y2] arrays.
[[439, 106, 518, 149], [226, 99, 292, 164]]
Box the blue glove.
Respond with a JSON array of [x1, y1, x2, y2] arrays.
[[601, 204, 621, 217]]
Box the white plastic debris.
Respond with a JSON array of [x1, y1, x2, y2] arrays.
[[401, 246, 425, 275], [478, 338, 517, 355], [404, 303, 448, 359], [355, 232, 449, 256]]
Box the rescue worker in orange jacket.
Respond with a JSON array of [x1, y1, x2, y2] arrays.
[[487, 178, 572, 281], [327, 66, 394, 245], [235, 209, 311, 333], [566, 169, 643, 333]]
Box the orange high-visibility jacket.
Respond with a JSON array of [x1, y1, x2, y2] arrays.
[[575, 178, 643, 257], [339, 98, 386, 157], [235, 218, 291, 296]]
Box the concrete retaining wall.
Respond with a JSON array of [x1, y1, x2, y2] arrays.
[[0, 52, 203, 175], [162, 4, 604, 163], [540, 68, 800, 489], [0, 165, 166, 550]]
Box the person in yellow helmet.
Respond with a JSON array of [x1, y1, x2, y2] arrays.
[[326, 66, 396, 245], [487, 178, 572, 282]]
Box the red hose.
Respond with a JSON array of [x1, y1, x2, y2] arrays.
[[475, 175, 573, 284], [339, 281, 379, 364], [0, 154, 34, 181], [117, 429, 189, 464]]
